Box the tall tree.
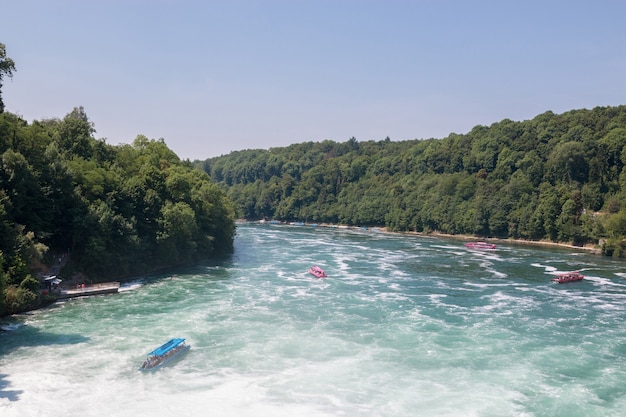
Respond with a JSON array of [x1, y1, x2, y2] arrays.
[[57, 106, 95, 158], [0, 43, 16, 113]]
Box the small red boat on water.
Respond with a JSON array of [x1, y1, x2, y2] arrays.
[[551, 271, 584, 284], [308, 265, 327, 278], [464, 241, 496, 250]]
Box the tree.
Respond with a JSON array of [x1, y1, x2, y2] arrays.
[[157, 201, 198, 264], [0, 251, 5, 315], [0, 149, 51, 232], [56, 107, 96, 158], [546, 141, 589, 184], [0, 43, 16, 113]]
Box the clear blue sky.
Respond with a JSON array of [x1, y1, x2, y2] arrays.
[[3, 0, 626, 160]]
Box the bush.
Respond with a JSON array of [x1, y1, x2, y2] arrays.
[[3, 285, 40, 314], [601, 238, 626, 258], [20, 275, 41, 293]]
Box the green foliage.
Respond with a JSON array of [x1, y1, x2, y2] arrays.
[[3, 285, 39, 315], [0, 42, 16, 113], [57, 106, 95, 158], [157, 201, 198, 264], [0, 251, 5, 315], [19, 275, 40, 293], [200, 105, 626, 255], [0, 107, 236, 315]]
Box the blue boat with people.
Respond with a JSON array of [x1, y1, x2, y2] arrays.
[[140, 338, 190, 371]]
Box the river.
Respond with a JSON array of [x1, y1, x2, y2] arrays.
[[1, 222, 626, 416]]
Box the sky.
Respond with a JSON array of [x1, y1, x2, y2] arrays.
[[2, 0, 626, 160]]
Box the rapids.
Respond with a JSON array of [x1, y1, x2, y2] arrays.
[[2, 223, 625, 416]]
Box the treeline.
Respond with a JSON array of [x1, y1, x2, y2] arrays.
[[0, 107, 236, 315], [200, 105, 626, 256]]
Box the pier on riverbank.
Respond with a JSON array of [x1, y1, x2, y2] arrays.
[[57, 282, 121, 299]]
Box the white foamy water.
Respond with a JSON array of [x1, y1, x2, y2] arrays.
[[2, 223, 626, 417]]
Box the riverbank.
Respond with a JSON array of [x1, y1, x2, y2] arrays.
[[254, 220, 603, 255], [420, 231, 602, 255]]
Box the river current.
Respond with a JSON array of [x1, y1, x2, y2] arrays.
[[2, 222, 626, 416]]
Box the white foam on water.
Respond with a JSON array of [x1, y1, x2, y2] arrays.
[[464, 281, 523, 289], [118, 279, 144, 292], [3, 223, 626, 416], [0, 323, 22, 332], [432, 244, 461, 250], [531, 263, 557, 272], [586, 274, 626, 288]]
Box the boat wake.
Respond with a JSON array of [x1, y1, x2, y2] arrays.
[[119, 280, 145, 292], [0, 322, 22, 332]]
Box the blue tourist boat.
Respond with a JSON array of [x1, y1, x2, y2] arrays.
[[140, 338, 190, 371]]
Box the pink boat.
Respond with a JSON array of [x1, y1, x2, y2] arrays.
[[551, 271, 584, 283], [308, 265, 327, 278], [464, 241, 496, 250]]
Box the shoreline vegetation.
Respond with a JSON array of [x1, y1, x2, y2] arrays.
[[0, 108, 236, 317], [202, 106, 626, 261], [251, 219, 602, 255]]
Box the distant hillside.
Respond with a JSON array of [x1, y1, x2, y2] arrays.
[[199, 105, 626, 256]]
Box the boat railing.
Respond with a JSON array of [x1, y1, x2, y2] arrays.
[[142, 341, 189, 369]]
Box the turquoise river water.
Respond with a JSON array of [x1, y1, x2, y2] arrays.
[[2, 222, 626, 416]]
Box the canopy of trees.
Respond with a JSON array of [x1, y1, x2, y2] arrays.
[[0, 107, 236, 315], [200, 106, 626, 256]]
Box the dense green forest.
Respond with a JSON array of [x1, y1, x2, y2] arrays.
[[0, 107, 236, 316], [200, 106, 626, 256]]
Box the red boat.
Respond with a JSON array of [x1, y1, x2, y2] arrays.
[[308, 265, 327, 278], [551, 271, 584, 283], [464, 241, 496, 250]]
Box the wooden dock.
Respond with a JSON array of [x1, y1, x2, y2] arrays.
[[57, 282, 121, 299]]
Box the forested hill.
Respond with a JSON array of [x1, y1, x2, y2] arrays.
[[0, 107, 235, 315], [200, 105, 626, 256]]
